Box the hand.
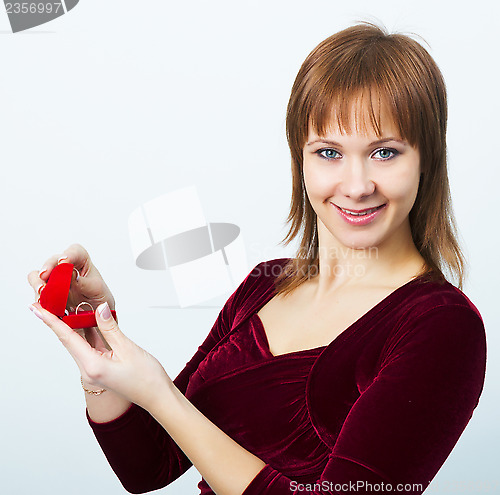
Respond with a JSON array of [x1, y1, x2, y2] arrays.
[[28, 301, 172, 413], [27, 244, 115, 350]]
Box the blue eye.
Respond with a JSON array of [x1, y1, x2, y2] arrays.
[[372, 148, 399, 160], [316, 148, 340, 160], [314, 147, 400, 161]]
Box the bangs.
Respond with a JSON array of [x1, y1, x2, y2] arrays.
[[295, 37, 427, 151], [307, 84, 418, 148]]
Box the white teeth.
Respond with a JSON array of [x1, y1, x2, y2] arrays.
[[340, 206, 381, 216]]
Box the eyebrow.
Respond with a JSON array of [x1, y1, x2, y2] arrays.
[[305, 137, 407, 147]]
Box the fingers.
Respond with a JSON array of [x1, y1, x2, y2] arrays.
[[85, 327, 112, 352], [27, 252, 63, 297], [95, 302, 124, 351], [29, 302, 96, 367], [27, 270, 47, 300], [37, 253, 65, 282], [37, 244, 91, 282], [59, 243, 92, 275], [27, 243, 94, 299], [27, 253, 74, 301], [28, 302, 115, 386]]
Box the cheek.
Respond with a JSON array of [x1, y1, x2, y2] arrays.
[[303, 162, 337, 200], [382, 168, 421, 208]]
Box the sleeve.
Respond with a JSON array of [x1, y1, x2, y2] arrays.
[[241, 304, 487, 495], [86, 262, 264, 494]]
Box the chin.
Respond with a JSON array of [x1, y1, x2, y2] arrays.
[[335, 232, 384, 251], [346, 241, 379, 251]]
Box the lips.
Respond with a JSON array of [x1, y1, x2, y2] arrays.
[[333, 203, 387, 215], [330, 202, 387, 226]]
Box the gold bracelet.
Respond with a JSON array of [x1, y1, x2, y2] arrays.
[[81, 376, 107, 396]]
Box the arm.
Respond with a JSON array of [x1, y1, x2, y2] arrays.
[[85, 313, 227, 493], [36, 264, 485, 494], [237, 305, 487, 494], [27, 245, 270, 493], [85, 263, 262, 494]]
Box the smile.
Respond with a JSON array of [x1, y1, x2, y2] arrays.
[[331, 202, 387, 225]]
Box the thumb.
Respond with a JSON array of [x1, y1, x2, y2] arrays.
[[95, 302, 122, 349]]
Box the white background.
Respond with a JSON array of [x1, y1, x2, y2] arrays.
[[0, 1, 498, 494]]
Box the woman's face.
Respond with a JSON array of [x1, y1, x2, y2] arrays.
[[302, 110, 421, 251]]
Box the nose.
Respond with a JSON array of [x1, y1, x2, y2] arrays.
[[339, 158, 376, 200]]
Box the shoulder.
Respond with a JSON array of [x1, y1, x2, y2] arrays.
[[235, 257, 290, 303], [246, 258, 291, 281], [220, 258, 291, 328], [402, 277, 484, 328], [383, 279, 487, 361], [232, 257, 290, 294]]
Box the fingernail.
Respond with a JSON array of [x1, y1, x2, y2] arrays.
[[98, 302, 112, 321], [58, 256, 68, 264], [39, 268, 48, 278], [29, 304, 44, 321]]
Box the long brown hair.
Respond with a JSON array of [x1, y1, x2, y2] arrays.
[[274, 21, 466, 296]]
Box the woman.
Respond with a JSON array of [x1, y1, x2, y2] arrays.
[[27, 22, 486, 495]]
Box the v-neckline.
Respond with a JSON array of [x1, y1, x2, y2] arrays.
[[251, 276, 422, 359], [252, 312, 327, 359]]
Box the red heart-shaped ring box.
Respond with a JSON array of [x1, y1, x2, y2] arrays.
[[39, 262, 117, 329]]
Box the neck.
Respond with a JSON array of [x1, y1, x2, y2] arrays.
[[312, 218, 425, 296]]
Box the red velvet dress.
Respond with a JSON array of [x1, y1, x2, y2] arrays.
[[87, 258, 487, 494]]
